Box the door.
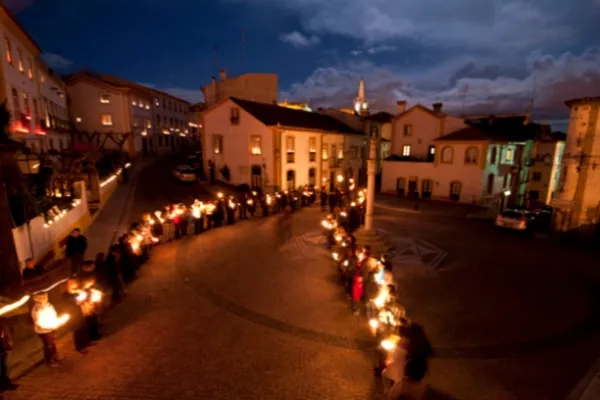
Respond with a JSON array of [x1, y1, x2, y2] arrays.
[[287, 170, 296, 191], [427, 145, 435, 162], [330, 171, 335, 192], [251, 165, 262, 189], [450, 181, 461, 201], [308, 168, 316, 187], [142, 137, 149, 156], [396, 178, 405, 196], [408, 179, 417, 197], [422, 179, 432, 199]]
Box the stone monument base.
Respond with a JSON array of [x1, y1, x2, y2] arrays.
[[353, 228, 393, 256]]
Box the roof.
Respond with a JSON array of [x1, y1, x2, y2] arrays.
[[100, 75, 186, 103], [437, 119, 548, 143], [565, 97, 600, 107], [229, 97, 362, 135], [0, 6, 42, 53], [365, 111, 394, 123], [393, 104, 445, 121], [63, 71, 130, 93]]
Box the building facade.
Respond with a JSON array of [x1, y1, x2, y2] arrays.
[[0, 6, 45, 151], [552, 97, 600, 231], [202, 98, 365, 191], [527, 132, 565, 207], [201, 70, 278, 107], [38, 62, 70, 152]]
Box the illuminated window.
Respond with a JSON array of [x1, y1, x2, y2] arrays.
[[441, 146, 453, 163], [338, 146, 344, 159], [133, 117, 140, 127], [464, 147, 478, 164], [4, 37, 12, 64], [145, 103, 150, 110], [402, 145, 411, 156], [154, 98, 159, 107], [286, 170, 296, 190], [101, 114, 113, 126], [17, 49, 23, 72], [403, 124, 412, 137], [147, 120, 152, 129], [27, 58, 32, 79], [213, 134, 223, 154], [505, 148, 514, 163], [309, 136, 317, 162], [132, 100, 137, 106], [100, 94, 110, 104], [250, 135, 262, 155], [40, 74, 45, 84], [286, 136, 295, 163], [321, 144, 328, 160]]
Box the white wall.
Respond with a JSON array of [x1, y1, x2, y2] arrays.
[[280, 129, 320, 189], [11, 181, 89, 270]]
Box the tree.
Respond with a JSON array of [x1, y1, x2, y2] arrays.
[[0, 101, 25, 295]]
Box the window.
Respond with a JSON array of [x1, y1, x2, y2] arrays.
[[465, 147, 478, 164], [213, 134, 223, 154], [27, 58, 33, 79], [505, 148, 514, 163], [402, 145, 411, 157], [169, 117, 173, 127], [286, 170, 296, 190], [4, 37, 12, 64], [309, 136, 317, 162], [40, 74, 45, 84], [147, 120, 152, 129], [163, 116, 167, 127], [133, 117, 140, 127], [163, 100, 166, 109], [100, 94, 110, 104], [441, 146, 453, 163], [503, 174, 509, 188], [32, 99, 38, 118], [11, 88, 19, 112], [155, 98, 159, 107], [158, 135, 163, 146], [22, 92, 30, 115], [250, 135, 262, 155], [449, 181, 461, 201], [286, 136, 295, 163], [322, 144, 329, 160], [351, 146, 358, 160], [17, 49, 23, 72], [132, 100, 137, 106], [371, 125, 379, 137], [532, 172, 542, 182], [490, 146, 497, 164], [403, 124, 412, 136], [528, 191, 539, 201], [331, 144, 337, 160], [230, 108, 240, 124], [309, 168, 316, 186], [338, 145, 344, 159], [101, 114, 113, 126]]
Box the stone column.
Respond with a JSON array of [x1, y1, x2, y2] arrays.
[[365, 133, 376, 231]]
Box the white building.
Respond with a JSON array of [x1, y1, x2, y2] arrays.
[[0, 6, 45, 151], [37, 61, 70, 152], [527, 131, 565, 207], [552, 97, 600, 231], [98, 75, 193, 156], [202, 97, 365, 191]]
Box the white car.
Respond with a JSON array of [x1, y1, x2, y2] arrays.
[[172, 165, 197, 183], [495, 209, 534, 231]]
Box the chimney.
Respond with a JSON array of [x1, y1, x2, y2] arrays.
[[432, 102, 443, 114], [396, 100, 407, 114], [210, 77, 217, 104], [219, 69, 227, 81]]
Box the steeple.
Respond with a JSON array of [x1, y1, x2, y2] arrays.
[[354, 78, 369, 116]]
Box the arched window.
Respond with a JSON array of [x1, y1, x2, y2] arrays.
[[465, 147, 478, 164], [286, 170, 296, 190], [490, 146, 497, 164], [441, 147, 453, 163]]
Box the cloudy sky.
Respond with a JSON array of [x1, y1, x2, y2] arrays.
[[8, 0, 600, 130]]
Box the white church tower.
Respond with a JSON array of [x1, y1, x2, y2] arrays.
[[353, 78, 369, 116]]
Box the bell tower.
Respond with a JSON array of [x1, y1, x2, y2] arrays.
[[353, 78, 369, 116]]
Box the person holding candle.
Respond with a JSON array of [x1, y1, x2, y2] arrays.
[[31, 293, 68, 367], [66, 280, 91, 354]]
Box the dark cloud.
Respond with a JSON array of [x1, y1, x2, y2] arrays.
[[3, 0, 35, 13]]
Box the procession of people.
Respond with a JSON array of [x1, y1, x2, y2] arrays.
[[320, 185, 434, 399]]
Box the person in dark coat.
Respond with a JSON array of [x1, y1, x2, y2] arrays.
[[274, 193, 282, 213], [118, 235, 136, 283], [349, 202, 362, 232], [66, 228, 87, 274], [239, 193, 248, 219], [320, 188, 328, 212], [261, 195, 269, 217], [214, 199, 225, 227], [105, 245, 124, 303], [328, 192, 336, 213], [65, 279, 90, 354], [226, 197, 237, 225], [180, 206, 189, 236]]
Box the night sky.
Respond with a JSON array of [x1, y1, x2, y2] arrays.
[[7, 0, 600, 130]]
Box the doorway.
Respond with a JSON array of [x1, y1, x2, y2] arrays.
[[396, 177, 405, 196], [450, 181, 461, 201], [408, 178, 417, 198], [251, 165, 262, 189], [308, 168, 316, 187], [142, 137, 149, 156], [422, 179, 432, 199], [287, 170, 296, 191]]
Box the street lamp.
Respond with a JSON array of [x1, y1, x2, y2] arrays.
[[336, 174, 344, 184]]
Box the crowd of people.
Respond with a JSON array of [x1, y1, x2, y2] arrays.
[[2, 186, 319, 384], [321, 189, 434, 400]]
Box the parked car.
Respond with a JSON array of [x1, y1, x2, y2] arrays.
[[495, 209, 535, 231], [172, 165, 197, 183]]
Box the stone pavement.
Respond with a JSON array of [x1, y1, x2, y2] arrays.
[[375, 194, 484, 218]]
